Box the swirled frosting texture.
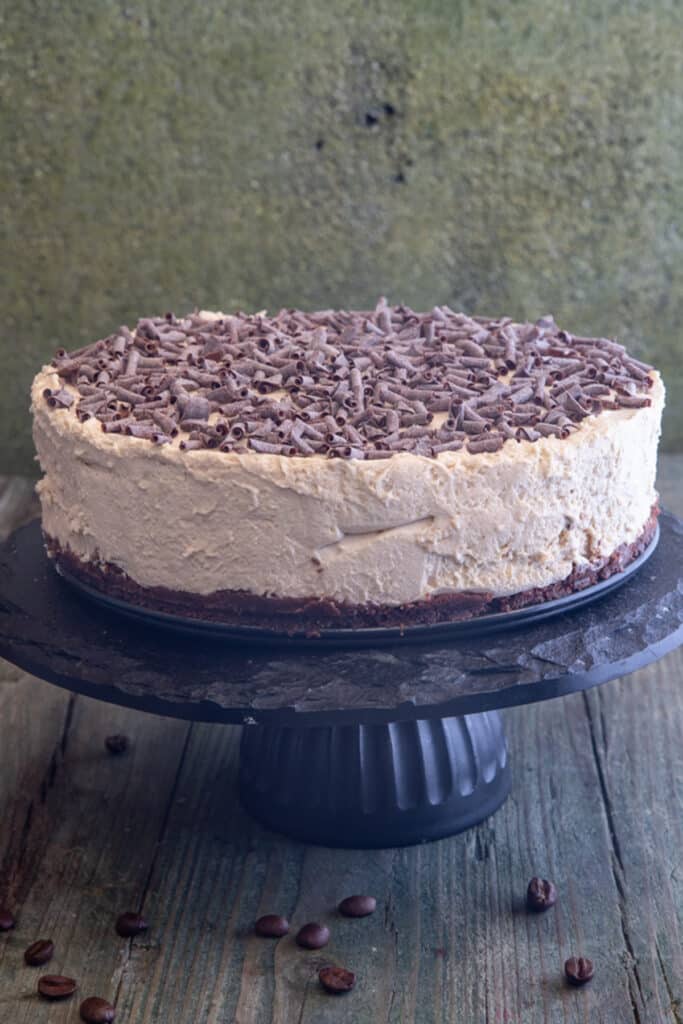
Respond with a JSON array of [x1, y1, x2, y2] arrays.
[[32, 367, 664, 605]]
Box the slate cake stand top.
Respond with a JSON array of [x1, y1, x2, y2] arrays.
[[0, 515, 681, 727]]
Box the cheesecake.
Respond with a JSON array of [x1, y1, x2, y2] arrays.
[[31, 301, 664, 630]]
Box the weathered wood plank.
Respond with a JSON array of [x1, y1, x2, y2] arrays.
[[0, 683, 190, 1021]]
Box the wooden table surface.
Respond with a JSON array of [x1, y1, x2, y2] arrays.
[[1, 459, 682, 1024]]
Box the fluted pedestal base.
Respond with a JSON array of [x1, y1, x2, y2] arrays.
[[239, 711, 511, 848]]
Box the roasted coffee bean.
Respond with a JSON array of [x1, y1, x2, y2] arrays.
[[319, 965, 356, 994], [80, 996, 116, 1022], [24, 939, 54, 966], [526, 877, 557, 912], [115, 911, 148, 938], [564, 956, 594, 986], [338, 895, 377, 918], [38, 975, 78, 1000], [296, 922, 330, 949], [0, 907, 16, 931], [254, 914, 289, 938], [105, 734, 129, 755]]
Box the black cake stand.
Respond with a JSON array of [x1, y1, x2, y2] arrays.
[[0, 516, 681, 848]]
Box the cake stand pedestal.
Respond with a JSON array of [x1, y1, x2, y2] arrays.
[[0, 516, 681, 848]]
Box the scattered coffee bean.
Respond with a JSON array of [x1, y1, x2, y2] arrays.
[[339, 894, 377, 918], [296, 922, 330, 949], [254, 914, 289, 938], [319, 965, 356, 994], [105, 734, 129, 755], [0, 907, 16, 931], [38, 975, 78, 1000], [526, 877, 557, 912], [80, 996, 116, 1022], [115, 911, 148, 938], [564, 956, 594, 986], [24, 939, 54, 966]]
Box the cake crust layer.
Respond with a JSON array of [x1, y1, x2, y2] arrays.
[[48, 506, 658, 633]]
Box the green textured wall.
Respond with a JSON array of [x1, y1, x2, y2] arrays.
[[2, 0, 682, 472]]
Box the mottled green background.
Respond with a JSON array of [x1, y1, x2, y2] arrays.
[[2, 0, 682, 472]]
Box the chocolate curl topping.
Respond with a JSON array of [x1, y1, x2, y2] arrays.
[[45, 388, 74, 409], [47, 303, 655, 460], [180, 395, 210, 422]]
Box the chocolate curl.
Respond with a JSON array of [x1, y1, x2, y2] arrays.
[[449, 383, 480, 400], [502, 329, 517, 368], [249, 439, 288, 454], [365, 449, 393, 459], [462, 420, 490, 435], [210, 385, 240, 403], [386, 351, 414, 371], [152, 411, 179, 436], [535, 422, 569, 438], [111, 384, 145, 406], [497, 420, 516, 440], [616, 395, 651, 408], [544, 409, 573, 426], [126, 423, 158, 439], [179, 438, 205, 451], [125, 349, 140, 375], [340, 445, 365, 459], [78, 397, 106, 413], [509, 385, 534, 405], [562, 393, 590, 419], [432, 439, 464, 453], [303, 422, 325, 442], [45, 388, 74, 409], [515, 426, 541, 442], [459, 356, 490, 368], [350, 366, 364, 409], [377, 307, 393, 334], [386, 409, 399, 433], [180, 395, 210, 421], [467, 434, 504, 453], [461, 402, 486, 423], [288, 418, 305, 441]]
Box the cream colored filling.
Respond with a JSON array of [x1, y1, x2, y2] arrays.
[[31, 367, 664, 606]]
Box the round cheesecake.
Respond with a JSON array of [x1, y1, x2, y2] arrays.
[[31, 301, 664, 631]]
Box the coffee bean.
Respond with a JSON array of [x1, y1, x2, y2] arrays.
[[24, 939, 54, 966], [296, 922, 330, 949], [105, 734, 129, 755], [0, 907, 16, 931], [115, 911, 148, 938], [526, 877, 557, 912], [338, 894, 377, 918], [254, 914, 289, 938], [80, 996, 116, 1022], [564, 956, 594, 986], [38, 975, 78, 1000], [319, 965, 356, 994]]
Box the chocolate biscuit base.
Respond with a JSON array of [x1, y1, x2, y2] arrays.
[[46, 506, 658, 634]]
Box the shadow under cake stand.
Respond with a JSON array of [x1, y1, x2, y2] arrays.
[[0, 516, 681, 848]]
